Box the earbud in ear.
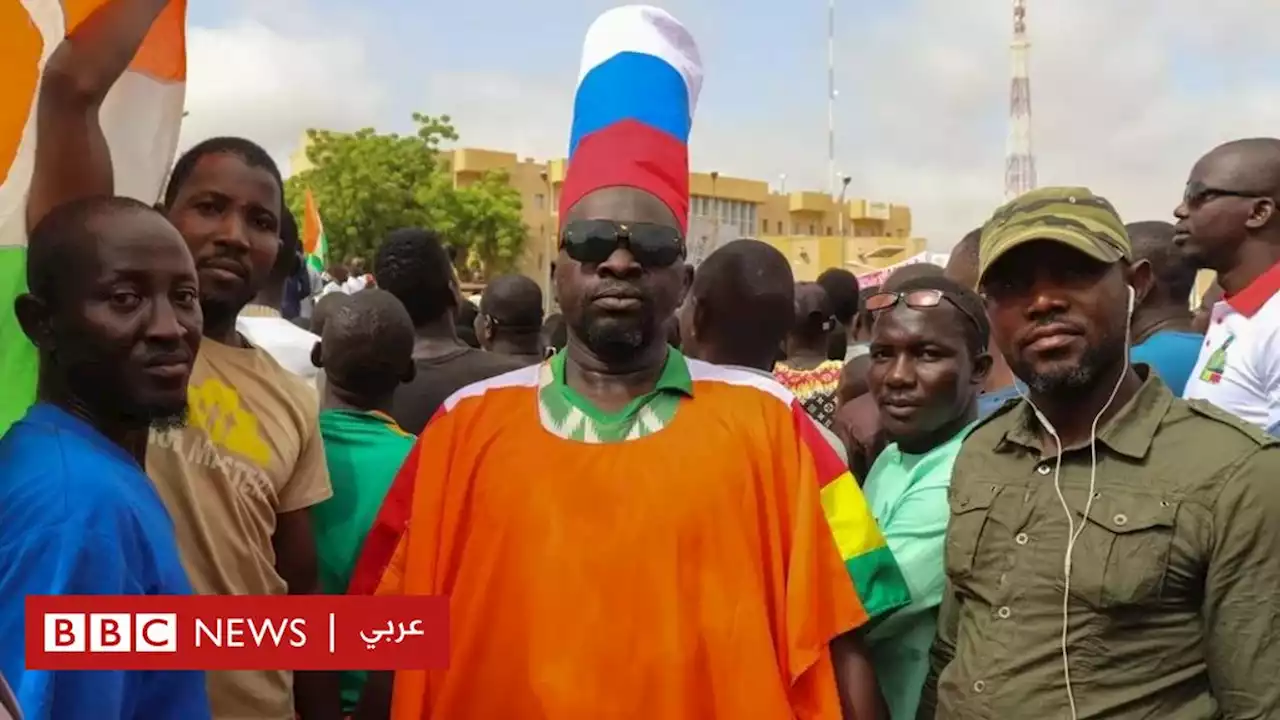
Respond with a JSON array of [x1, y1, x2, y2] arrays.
[[1127, 285, 1136, 315]]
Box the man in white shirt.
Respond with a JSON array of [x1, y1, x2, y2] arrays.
[[238, 208, 321, 387], [1175, 138, 1280, 428]]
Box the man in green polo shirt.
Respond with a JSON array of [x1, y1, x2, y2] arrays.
[[309, 288, 416, 714], [920, 187, 1280, 720]]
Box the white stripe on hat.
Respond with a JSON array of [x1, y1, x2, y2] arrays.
[[577, 5, 703, 119]]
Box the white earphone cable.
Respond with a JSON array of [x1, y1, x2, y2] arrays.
[[1014, 284, 1134, 720]]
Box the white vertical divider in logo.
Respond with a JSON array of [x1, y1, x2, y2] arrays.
[[329, 613, 335, 653]]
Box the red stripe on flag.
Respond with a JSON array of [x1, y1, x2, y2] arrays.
[[790, 401, 848, 488], [347, 441, 420, 595]]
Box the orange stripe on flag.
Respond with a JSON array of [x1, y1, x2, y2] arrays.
[[63, 0, 186, 82], [0, 1, 42, 184], [302, 188, 322, 255]]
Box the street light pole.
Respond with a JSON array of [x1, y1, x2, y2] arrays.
[[710, 171, 720, 240], [838, 174, 851, 237]]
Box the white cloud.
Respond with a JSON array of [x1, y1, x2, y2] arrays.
[[180, 19, 385, 173], [183, 0, 1280, 247]]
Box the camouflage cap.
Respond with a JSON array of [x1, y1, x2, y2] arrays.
[[978, 186, 1132, 284]]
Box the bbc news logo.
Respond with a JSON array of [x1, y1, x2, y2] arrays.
[[26, 596, 448, 671], [45, 613, 177, 653]]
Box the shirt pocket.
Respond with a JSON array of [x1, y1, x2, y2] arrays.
[[945, 483, 1000, 583], [1068, 492, 1178, 608]]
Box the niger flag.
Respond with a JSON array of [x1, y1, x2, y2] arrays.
[[0, 0, 187, 437]]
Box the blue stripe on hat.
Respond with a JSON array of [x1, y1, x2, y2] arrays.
[[569, 51, 691, 159]]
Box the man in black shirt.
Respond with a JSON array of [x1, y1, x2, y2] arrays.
[[375, 228, 525, 434], [476, 274, 546, 366]]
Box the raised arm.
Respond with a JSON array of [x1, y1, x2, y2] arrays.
[[26, 0, 169, 230]]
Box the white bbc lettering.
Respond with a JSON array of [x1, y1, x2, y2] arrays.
[[193, 618, 308, 648], [89, 613, 132, 652], [44, 614, 85, 652], [134, 613, 177, 652]]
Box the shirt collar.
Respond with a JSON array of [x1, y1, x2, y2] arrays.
[[241, 304, 283, 319], [994, 366, 1173, 460], [1225, 260, 1280, 318], [550, 346, 694, 397], [23, 402, 139, 468]]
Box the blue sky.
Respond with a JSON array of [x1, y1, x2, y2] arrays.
[[181, 0, 1280, 245]]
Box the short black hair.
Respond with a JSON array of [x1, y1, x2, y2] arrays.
[[27, 196, 166, 304], [480, 274, 543, 331], [321, 289, 413, 397], [817, 268, 861, 325], [691, 239, 794, 359], [310, 291, 352, 337], [374, 227, 456, 326], [1127, 221, 1196, 307], [269, 206, 301, 282], [163, 137, 283, 211], [883, 274, 990, 356], [884, 262, 946, 291]]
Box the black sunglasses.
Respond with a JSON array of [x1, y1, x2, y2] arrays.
[[559, 220, 685, 268], [866, 289, 987, 351], [1182, 182, 1272, 209]]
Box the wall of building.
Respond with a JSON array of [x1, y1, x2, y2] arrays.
[[288, 132, 927, 305]]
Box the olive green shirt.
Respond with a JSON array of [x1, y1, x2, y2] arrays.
[[919, 371, 1280, 720]]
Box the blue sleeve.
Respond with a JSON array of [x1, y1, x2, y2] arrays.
[[0, 526, 138, 720]]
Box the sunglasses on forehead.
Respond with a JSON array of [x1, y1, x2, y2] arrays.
[[866, 289, 987, 350], [559, 220, 685, 268]]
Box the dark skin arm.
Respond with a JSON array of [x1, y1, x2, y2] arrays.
[[832, 631, 883, 720], [274, 508, 342, 720], [352, 671, 392, 720], [26, 0, 169, 230]]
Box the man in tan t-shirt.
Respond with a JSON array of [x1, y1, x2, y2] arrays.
[[24, 6, 337, 718], [142, 140, 337, 720]]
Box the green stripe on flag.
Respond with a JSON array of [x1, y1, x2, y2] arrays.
[[845, 544, 912, 623], [0, 247, 37, 437]]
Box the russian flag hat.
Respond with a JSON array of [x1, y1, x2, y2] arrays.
[[559, 5, 703, 233]]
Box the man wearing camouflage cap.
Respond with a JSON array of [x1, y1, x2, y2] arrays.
[[918, 187, 1280, 720]]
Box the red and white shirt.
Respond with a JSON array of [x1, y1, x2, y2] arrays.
[[1183, 261, 1280, 430]]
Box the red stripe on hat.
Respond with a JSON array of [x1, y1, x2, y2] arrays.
[[559, 119, 689, 232]]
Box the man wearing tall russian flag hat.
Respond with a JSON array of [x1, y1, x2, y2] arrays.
[[350, 6, 907, 719]]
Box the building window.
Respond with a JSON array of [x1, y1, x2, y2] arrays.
[[809, 223, 816, 235], [826, 226, 832, 236], [534, 194, 545, 210]]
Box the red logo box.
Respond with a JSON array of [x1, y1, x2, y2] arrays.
[[26, 595, 448, 671]]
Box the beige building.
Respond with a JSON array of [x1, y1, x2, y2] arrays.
[[289, 135, 927, 297]]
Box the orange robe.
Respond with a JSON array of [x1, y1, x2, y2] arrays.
[[350, 362, 876, 719]]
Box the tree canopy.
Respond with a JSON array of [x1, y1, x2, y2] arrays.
[[284, 112, 527, 280]]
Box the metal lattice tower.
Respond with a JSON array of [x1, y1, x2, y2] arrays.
[[1004, 0, 1037, 200]]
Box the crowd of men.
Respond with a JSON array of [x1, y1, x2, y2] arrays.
[[2, 3, 1280, 720]]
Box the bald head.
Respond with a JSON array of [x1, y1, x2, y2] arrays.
[[27, 196, 179, 304], [682, 239, 794, 367], [480, 275, 544, 329], [945, 228, 983, 290], [1199, 138, 1280, 193], [1128, 221, 1196, 310], [318, 289, 414, 399]]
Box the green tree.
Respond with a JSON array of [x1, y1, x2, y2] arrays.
[[429, 169, 528, 281], [283, 112, 527, 277]]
